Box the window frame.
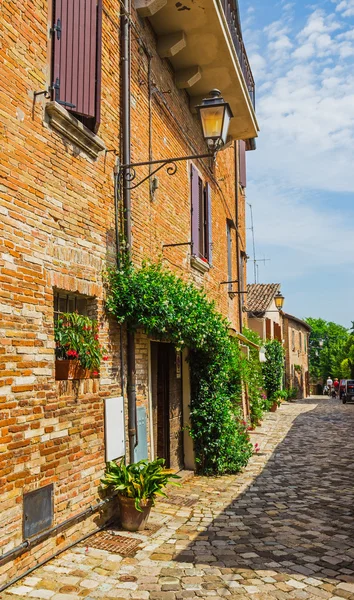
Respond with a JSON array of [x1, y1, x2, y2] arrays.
[[190, 164, 211, 263], [51, 0, 103, 133]]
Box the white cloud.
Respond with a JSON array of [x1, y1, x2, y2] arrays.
[[243, 0, 354, 291], [336, 0, 354, 17]]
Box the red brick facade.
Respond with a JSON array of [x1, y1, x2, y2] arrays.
[[283, 314, 311, 399], [0, 0, 252, 584]]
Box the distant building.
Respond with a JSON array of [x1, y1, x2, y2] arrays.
[[282, 314, 311, 399], [246, 283, 283, 343]]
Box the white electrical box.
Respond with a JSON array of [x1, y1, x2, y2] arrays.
[[104, 396, 125, 462]]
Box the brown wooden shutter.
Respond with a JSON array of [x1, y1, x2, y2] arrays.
[[52, 0, 102, 120], [239, 140, 246, 188], [191, 165, 200, 256], [205, 182, 212, 264], [266, 318, 272, 340]]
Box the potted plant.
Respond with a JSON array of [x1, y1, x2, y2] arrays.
[[270, 397, 281, 412], [101, 458, 180, 531], [54, 312, 107, 380]]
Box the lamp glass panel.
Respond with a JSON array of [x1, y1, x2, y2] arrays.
[[274, 295, 284, 309], [200, 105, 224, 140], [221, 105, 232, 144]]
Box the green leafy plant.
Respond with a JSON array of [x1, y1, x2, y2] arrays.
[[294, 364, 302, 373], [286, 386, 298, 400], [54, 312, 107, 372], [101, 458, 180, 511], [106, 261, 253, 475], [262, 339, 285, 402], [241, 328, 265, 426], [277, 390, 288, 400]]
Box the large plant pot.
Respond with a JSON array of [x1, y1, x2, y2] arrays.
[[270, 402, 278, 413], [118, 495, 153, 532], [55, 359, 97, 380]]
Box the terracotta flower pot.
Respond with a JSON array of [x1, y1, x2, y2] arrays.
[[118, 495, 153, 532], [55, 359, 98, 380], [270, 402, 278, 413]]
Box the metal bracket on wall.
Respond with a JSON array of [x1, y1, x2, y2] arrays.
[[118, 152, 214, 190]]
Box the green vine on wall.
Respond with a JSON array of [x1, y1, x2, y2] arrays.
[[106, 261, 253, 475], [262, 339, 285, 402], [242, 328, 267, 426]]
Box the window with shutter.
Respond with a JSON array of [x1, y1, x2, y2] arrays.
[[226, 221, 232, 291], [52, 0, 102, 132], [190, 165, 212, 263], [239, 140, 246, 188], [205, 183, 212, 264]]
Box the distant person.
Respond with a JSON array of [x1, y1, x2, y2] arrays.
[[326, 377, 333, 396], [333, 378, 339, 398]]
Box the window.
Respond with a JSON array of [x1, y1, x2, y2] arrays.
[[304, 334, 307, 354], [54, 290, 89, 322], [191, 164, 212, 263], [299, 331, 302, 352], [239, 140, 246, 188], [292, 329, 295, 351], [51, 0, 103, 132], [227, 220, 233, 291]]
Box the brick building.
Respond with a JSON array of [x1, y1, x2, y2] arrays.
[[246, 283, 283, 343], [0, 0, 257, 585], [283, 314, 311, 399]]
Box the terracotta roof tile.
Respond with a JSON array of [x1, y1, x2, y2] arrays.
[[246, 283, 280, 313]]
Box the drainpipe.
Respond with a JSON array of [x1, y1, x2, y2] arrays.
[[234, 141, 243, 334], [121, 0, 136, 461]]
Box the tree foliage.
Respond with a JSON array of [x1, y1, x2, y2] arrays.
[[305, 318, 349, 382]]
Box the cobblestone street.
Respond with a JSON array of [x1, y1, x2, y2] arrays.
[[3, 397, 354, 600]]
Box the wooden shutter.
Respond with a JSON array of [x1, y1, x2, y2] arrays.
[[266, 318, 272, 340], [52, 0, 102, 120], [227, 222, 232, 289], [205, 182, 212, 264], [239, 140, 246, 188], [191, 164, 200, 256]]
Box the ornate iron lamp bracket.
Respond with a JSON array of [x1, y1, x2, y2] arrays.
[[118, 152, 214, 189]]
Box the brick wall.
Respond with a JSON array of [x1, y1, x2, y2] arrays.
[[0, 0, 249, 583], [283, 316, 310, 398]]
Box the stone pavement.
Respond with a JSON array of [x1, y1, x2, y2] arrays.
[[3, 397, 354, 600]]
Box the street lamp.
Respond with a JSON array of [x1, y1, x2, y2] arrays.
[[274, 291, 285, 311], [196, 89, 233, 151], [116, 89, 233, 189]]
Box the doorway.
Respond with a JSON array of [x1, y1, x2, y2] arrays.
[[150, 342, 183, 470]]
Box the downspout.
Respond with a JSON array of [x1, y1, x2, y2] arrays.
[[121, 0, 136, 461], [234, 141, 243, 334]]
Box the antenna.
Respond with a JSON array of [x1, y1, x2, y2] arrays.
[[254, 257, 271, 283], [247, 203, 257, 283]]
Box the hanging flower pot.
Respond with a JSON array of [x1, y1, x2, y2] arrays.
[[54, 312, 106, 380], [55, 359, 97, 380]]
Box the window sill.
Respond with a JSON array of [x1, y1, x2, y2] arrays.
[[190, 255, 210, 274], [46, 101, 105, 159]]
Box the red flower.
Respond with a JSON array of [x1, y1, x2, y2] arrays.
[[92, 371, 99, 376], [94, 334, 99, 340], [103, 356, 109, 361], [67, 349, 78, 358]]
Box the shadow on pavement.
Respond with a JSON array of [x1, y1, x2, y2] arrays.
[[172, 398, 354, 584]]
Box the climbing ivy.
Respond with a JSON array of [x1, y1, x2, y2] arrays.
[[262, 339, 285, 402], [106, 261, 253, 475], [241, 328, 266, 426]]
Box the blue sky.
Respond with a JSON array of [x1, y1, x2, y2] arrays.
[[240, 0, 354, 328]]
